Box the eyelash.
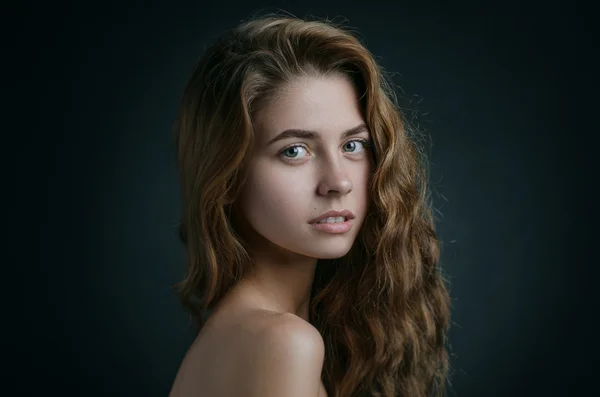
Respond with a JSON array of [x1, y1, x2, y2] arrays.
[[278, 139, 373, 160]]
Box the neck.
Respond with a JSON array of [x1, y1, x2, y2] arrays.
[[230, 206, 319, 322], [241, 250, 318, 322]]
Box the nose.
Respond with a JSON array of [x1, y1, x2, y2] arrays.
[[317, 160, 353, 196]]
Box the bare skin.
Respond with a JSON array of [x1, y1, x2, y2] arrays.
[[170, 74, 371, 396], [169, 280, 328, 397]]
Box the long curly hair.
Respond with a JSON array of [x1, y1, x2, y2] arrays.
[[172, 12, 452, 397]]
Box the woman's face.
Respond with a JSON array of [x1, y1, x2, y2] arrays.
[[235, 74, 373, 260]]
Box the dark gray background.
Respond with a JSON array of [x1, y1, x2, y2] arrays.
[[5, 0, 594, 396]]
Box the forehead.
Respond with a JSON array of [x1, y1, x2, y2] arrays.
[[252, 75, 365, 143]]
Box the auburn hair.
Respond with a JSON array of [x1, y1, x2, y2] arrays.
[[172, 12, 452, 397]]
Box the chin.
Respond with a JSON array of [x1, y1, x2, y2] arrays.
[[315, 251, 351, 260], [305, 243, 354, 260]]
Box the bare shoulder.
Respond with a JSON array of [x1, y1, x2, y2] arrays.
[[237, 312, 325, 397], [169, 310, 325, 397]]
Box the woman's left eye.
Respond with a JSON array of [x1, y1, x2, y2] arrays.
[[343, 139, 370, 153]]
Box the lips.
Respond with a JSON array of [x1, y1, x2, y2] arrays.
[[309, 209, 355, 224]]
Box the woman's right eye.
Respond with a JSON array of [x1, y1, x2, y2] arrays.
[[279, 145, 309, 160]]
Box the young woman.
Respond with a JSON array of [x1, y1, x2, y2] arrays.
[[169, 13, 451, 397]]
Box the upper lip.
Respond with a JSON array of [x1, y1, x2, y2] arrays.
[[309, 209, 355, 224]]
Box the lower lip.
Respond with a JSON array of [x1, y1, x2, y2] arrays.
[[310, 219, 353, 234]]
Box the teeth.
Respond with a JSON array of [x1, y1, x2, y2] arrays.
[[317, 216, 346, 224]]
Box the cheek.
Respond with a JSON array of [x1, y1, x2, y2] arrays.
[[241, 164, 309, 221], [352, 161, 371, 190], [353, 163, 372, 210]]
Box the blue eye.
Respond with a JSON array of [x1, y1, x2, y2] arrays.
[[280, 145, 308, 159], [344, 139, 368, 153]]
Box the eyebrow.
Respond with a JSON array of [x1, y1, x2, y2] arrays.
[[266, 123, 370, 146]]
